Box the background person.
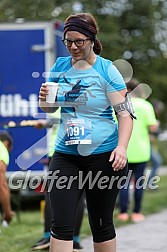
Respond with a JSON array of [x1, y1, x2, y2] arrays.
[[39, 13, 133, 252], [148, 131, 162, 185], [0, 130, 14, 226], [117, 78, 159, 223], [147, 99, 164, 185]]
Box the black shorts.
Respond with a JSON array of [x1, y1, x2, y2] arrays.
[[48, 151, 128, 243]]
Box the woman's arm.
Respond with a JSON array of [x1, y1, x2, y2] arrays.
[[0, 161, 14, 223], [107, 89, 133, 171]]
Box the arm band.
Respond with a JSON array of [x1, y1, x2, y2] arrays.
[[113, 92, 137, 119]]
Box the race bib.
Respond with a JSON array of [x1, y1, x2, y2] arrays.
[[65, 118, 92, 145]]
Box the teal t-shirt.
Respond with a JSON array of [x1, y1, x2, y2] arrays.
[[127, 98, 157, 163], [48, 55, 126, 156], [0, 141, 9, 165]]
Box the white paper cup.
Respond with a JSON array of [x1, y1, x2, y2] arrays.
[[45, 82, 59, 103]]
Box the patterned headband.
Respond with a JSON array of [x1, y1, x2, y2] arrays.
[[64, 18, 96, 40]]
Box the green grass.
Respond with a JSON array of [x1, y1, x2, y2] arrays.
[[1, 175, 167, 252], [0, 210, 42, 252], [142, 175, 167, 214]]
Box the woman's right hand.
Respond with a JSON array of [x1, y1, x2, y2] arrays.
[[39, 83, 58, 113], [39, 83, 49, 101], [3, 210, 15, 223]]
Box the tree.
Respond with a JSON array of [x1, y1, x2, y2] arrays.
[[0, 0, 167, 124]]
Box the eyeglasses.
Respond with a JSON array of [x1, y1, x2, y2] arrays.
[[62, 38, 90, 47]]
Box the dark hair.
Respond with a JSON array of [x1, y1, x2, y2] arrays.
[[64, 13, 102, 55], [0, 130, 13, 149], [126, 78, 143, 97], [126, 78, 139, 91]]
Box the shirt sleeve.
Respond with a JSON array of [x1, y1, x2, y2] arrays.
[[48, 62, 59, 82], [0, 142, 9, 166], [145, 101, 157, 126], [105, 63, 126, 92], [48, 57, 70, 82]]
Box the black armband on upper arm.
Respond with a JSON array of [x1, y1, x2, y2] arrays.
[[113, 92, 137, 119]]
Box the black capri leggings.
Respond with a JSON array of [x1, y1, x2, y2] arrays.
[[48, 151, 128, 243]]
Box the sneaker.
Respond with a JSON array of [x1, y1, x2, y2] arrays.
[[73, 241, 83, 251], [117, 213, 129, 222], [131, 213, 145, 223], [31, 237, 50, 251]]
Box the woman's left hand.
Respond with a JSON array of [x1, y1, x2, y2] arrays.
[[109, 146, 127, 171]]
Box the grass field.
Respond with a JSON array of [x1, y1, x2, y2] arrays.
[[1, 175, 167, 252]]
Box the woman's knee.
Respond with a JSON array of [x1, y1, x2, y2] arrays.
[[50, 221, 74, 241], [92, 223, 116, 243]]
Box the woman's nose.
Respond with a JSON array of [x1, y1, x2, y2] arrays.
[[70, 41, 78, 49]]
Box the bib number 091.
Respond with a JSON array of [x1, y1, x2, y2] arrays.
[[66, 126, 84, 137]]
